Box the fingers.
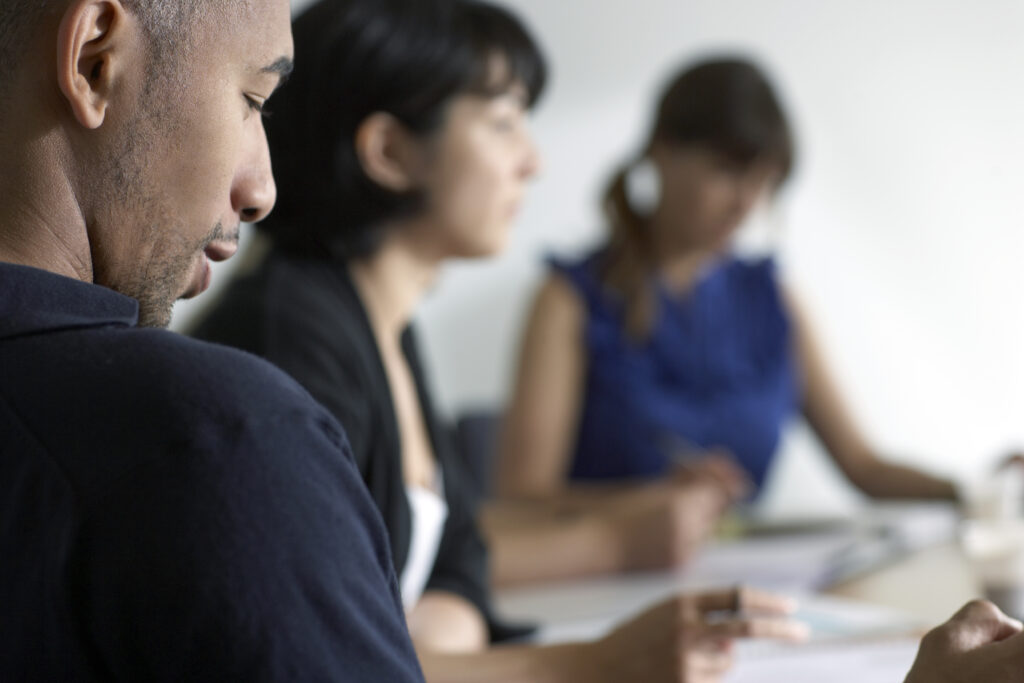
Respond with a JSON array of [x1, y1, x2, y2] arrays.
[[672, 451, 751, 501], [686, 646, 735, 678], [701, 453, 753, 498], [693, 586, 798, 616], [986, 622, 1024, 661], [701, 615, 810, 642], [686, 588, 808, 644], [947, 600, 1024, 644]]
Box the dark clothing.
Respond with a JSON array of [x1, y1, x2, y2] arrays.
[[0, 262, 424, 682], [191, 252, 528, 642]]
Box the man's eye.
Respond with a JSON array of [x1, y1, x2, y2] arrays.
[[244, 95, 270, 117]]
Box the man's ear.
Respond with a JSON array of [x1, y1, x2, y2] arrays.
[[354, 112, 426, 192], [56, 0, 132, 129]]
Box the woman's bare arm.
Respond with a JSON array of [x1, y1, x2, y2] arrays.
[[416, 587, 807, 683], [786, 286, 956, 500], [497, 274, 587, 498], [408, 591, 489, 653]]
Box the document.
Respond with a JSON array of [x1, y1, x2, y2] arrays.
[[727, 638, 921, 682]]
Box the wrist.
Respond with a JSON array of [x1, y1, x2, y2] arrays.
[[543, 641, 604, 683], [593, 510, 633, 573]]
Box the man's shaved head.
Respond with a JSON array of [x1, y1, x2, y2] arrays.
[[0, 0, 289, 328], [0, 0, 219, 100]]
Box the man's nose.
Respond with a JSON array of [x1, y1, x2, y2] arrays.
[[232, 127, 277, 224]]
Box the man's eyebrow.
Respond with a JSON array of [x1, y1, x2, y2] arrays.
[[261, 56, 294, 84]]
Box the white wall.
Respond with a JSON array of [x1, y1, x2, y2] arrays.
[[176, 0, 1024, 515]]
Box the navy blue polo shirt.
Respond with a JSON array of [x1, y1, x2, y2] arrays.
[[0, 262, 424, 682]]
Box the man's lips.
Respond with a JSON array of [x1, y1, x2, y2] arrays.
[[204, 238, 239, 262], [181, 234, 239, 300], [180, 255, 212, 300]]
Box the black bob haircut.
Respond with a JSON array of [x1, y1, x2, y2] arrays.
[[258, 0, 548, 259]]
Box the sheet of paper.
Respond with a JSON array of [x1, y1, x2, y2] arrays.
[[726, 638, 921, 683], [496, 533, 860, 627], [526, 593, 924, 648], [682, 533, 856, 590]]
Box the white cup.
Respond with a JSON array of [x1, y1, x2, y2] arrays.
[[961, 471, 1024, 522], [960, 519, 1024, 620]]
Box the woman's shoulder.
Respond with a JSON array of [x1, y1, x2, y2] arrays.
[[543, 245, 617, 310], [719, 254, 779, 281], [714, 255, 793, 342], [196, 252, 382, 402], [712, 254, 784, 303], [546, 244, 607, 281]]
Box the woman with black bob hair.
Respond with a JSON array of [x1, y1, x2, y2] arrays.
[[193, 1, 805, 680], [498, 57, 958, 521], [259, 0, 546, 259]]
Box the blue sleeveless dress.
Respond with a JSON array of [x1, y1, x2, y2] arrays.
[[552, 250, 799, 491]]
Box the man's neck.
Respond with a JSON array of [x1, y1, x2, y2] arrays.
[[0, 134, 93, 282]]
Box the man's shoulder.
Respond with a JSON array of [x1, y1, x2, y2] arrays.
[[10, 332, 423, 683], [130, 328, 318, 410], [1, 323, 345, 465], [194, 255, 378, 391], [130, 328, 353, 448]]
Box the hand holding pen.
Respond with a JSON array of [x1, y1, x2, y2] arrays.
[[661, 432, 753, 504]]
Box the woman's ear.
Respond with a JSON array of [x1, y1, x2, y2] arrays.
[[56, 0, 133, 130], [354, 112, 426, 192]]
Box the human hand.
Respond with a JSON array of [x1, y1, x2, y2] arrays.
[[905, 600, 1024, 683], [670, 450, 752, 502], [583, 586, 807, 683], [610, 480, 729, 570]]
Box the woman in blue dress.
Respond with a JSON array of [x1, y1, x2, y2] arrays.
[[497, 57, 957, 519]]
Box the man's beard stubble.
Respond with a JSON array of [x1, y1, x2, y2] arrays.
[[133, 219, 241, 328], [90, 88, 235, 329]]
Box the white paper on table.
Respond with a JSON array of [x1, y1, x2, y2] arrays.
[[726, 638, 921, 683], [529, 593, 925, 648], [537, 620, 922, 683], [497, 533, 859, 628], [682, 533, 856, 590]]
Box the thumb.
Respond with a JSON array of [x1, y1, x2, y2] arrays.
[[967, 624, 1024, 673], [949, 600, 1023, 647], [982, 615, 1024, 646]]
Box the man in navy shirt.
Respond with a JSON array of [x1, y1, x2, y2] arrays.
[[0, 0, 423, 680]]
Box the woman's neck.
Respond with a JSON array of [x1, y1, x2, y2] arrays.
[[349, 234, 441, 343], [656, 251, 718, 295], [646, 211, 720, 296]]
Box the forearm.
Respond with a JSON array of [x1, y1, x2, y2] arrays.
[[848, 456, 957, 500], [494, 481, 652, 516], [418, 642, 590, 683], [483, 510, 624, 586], [484, 479, 727, 584], [408, 592, 488, 653]]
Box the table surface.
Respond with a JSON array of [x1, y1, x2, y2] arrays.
[[493, 521, 984, 681], [827, 542, 980, 625], [495, 538, 983, 639]]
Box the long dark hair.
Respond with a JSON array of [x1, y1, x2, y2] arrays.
[[602, 56, 795, 339], [258, 0, 547, 259]]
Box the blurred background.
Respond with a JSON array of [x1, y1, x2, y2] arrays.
[[174, 0, 1024, 517]]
